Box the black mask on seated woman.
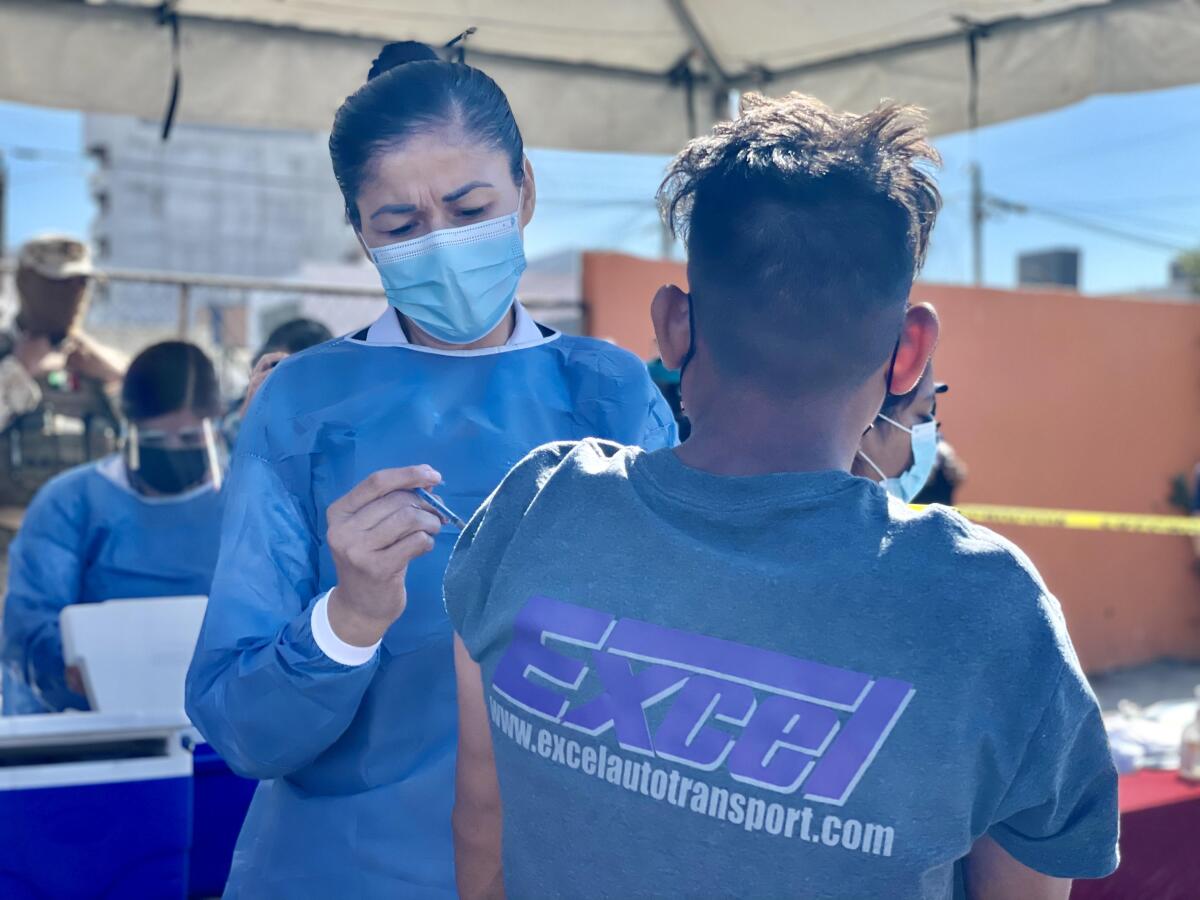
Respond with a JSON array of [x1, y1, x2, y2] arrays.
[[132, 445, 211, 495]]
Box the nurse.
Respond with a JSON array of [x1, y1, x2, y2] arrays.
[[185, 41, 676, 898], [2, 340, 224, 714], [853, 362, 946, 502]]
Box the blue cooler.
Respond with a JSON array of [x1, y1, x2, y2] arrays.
[[0, 712, 192, 900], [188, 741, 256, 897], [50, 597, 257, 896]]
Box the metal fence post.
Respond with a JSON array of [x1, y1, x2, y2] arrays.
[[177, 283, 191, 337]]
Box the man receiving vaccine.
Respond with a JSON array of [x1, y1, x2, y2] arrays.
[[448, 92, 1117, 900]]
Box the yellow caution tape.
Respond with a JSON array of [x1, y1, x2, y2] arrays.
[[914, 503, 1200, 536]]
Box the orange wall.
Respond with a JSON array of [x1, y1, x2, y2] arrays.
[[582, 252, 1200, 673]]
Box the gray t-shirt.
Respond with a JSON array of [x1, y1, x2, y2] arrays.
[[445, 440, 1118, 899]]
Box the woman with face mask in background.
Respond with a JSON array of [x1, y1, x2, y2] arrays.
[[1, 340, 224, 714], [185, 40, 676, 898], [853, 362, 946, 503]]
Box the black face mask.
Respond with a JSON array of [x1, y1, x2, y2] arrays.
[[131, 445, 211, 495]]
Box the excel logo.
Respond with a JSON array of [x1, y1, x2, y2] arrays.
[[490, 595, 914, 806]]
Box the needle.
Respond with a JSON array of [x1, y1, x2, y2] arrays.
[[414, 487, 468, 530]]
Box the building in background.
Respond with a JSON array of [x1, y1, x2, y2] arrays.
[[1144, 259, 1200, 301], [1017, 247, 1081, 289], [1099, 259, 1200, 303], [83, 114, 358, 351]]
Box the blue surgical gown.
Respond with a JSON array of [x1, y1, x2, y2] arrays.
[[2, 458, 223, 714], [186, 326, 676, 898]]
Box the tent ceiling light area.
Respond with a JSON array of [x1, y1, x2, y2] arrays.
[[1, 0, 1199, 152]]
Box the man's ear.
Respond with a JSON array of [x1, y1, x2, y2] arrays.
[[650, 285, 693, 371], [889, 303, 939, 395], [519, 156, 537, 229]]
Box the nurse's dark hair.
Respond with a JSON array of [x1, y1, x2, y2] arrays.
[[330, 40, 525, 228], [659, 92, 941, 393], [122, 341, 221, 422], [257, 317, 332, 362]]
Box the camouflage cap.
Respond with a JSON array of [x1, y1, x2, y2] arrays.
[[17, 234, 94, 280]]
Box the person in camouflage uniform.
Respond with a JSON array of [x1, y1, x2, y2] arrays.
[[0, 235, 126, 506]]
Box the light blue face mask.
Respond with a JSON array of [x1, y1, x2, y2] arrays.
[[368, 204, 527, 345], [858, 414, 939, 503]]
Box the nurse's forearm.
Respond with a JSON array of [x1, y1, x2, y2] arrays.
[[187, 602, 378, 780]]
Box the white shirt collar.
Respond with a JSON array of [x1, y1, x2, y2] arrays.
[[364, 302, 546, 349]]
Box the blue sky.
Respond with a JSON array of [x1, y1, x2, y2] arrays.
[[3, 81, 1199, 294]]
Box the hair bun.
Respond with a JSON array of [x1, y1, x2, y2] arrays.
[[368, 41, 440, 81]]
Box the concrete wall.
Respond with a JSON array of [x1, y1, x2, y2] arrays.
[[581, 252, 1200, 673], [84, 114, 357, 331]]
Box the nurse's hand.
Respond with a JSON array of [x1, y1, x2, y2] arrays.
[[326, 465, 445, 647], [240, 351, 287, 417], [65, 665, 86, 697]]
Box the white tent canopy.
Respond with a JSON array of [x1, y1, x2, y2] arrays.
[[1, 0, 1199, 152]]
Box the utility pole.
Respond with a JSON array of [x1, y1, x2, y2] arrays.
[[970, 162, 984, 286], [962, 20, 987, 286]]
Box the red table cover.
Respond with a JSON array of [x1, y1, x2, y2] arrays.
[[1070, 769, 1200, 900]]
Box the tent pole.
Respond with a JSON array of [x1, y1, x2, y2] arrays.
[[666, 0, 730, 87], [666, 0, 735, 129]]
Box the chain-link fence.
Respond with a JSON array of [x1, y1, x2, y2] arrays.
[[0, 261, 585, 402]]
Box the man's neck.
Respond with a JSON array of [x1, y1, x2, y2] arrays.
[[675, 387, 867, 477]]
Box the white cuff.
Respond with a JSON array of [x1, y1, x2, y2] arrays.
[[311, 588, 381, 667]]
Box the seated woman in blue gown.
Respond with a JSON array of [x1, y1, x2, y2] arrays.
[[2, 340, 225, 713]]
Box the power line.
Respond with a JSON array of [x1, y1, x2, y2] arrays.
[[1043, 194, 1200, 210], [945, 191, 1200, 211], [0, 144, 88, 165], [0, 143, 664, 211], [2, 143, 662, 212], [1046, 205, 1198, 240], [986, 195, 1190, 252], [985, 117, 1200, 176]]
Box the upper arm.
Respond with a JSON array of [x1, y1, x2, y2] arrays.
[[186, 387, 323, 710], [2, 480, 87, 708], [189, 448, 318, 663], [984, 666, 1118, 879], [185, 447, 380, 778], [964, 835, 1071, 900], [975, 575, 1119, 880], [444, 443, 573, 654], [193, 374, 320, 653], [454, 634, 499, 803], [3, 483, 85, 639], [453, 634, 505, 900]]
